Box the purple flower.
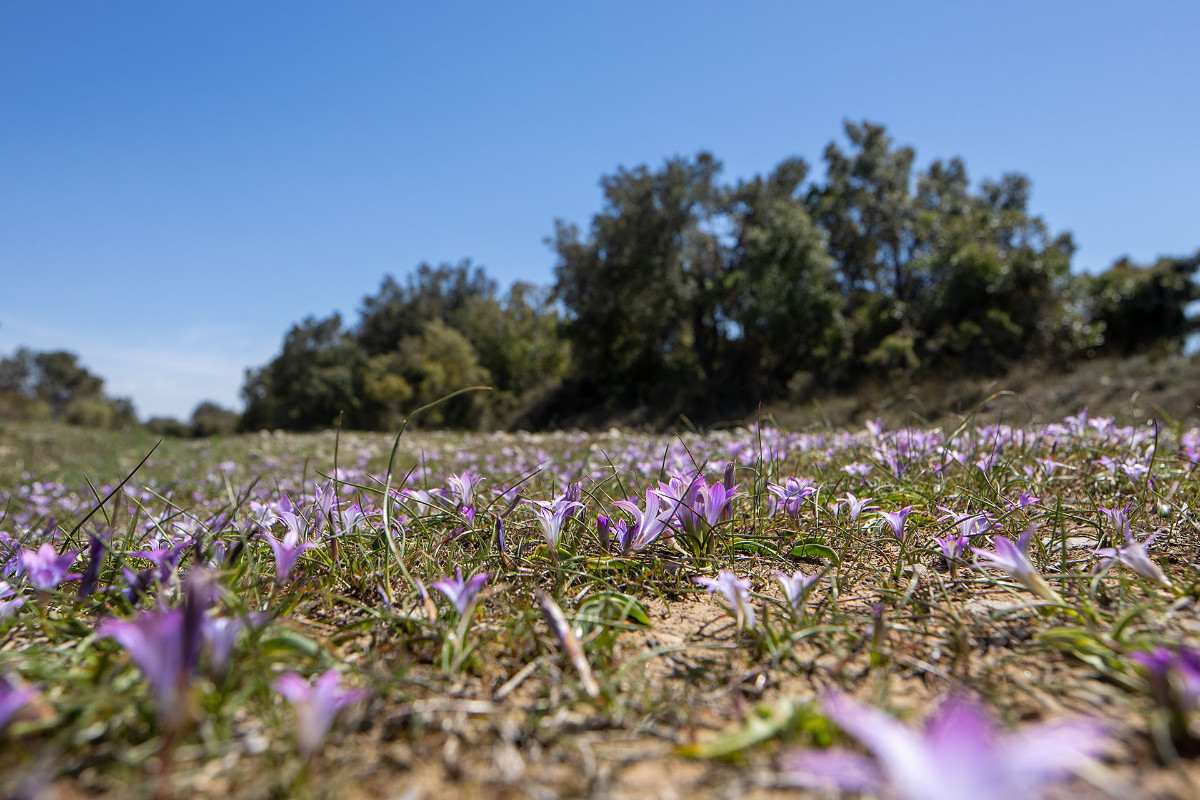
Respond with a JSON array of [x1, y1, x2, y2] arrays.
[[528, 498, 583, 550], [766, 477, 815, 519], [1093, 529, 1172, 588], [98, 607, 194, 730], [0, 581, 26, 619], [693, 481, 741, 529], [132, 537, 191, 584], [202, 615, 244, 678], [783, 693, 1108, 800], [259, 526, 321, 585], [837, 493, 878, 522], [694, 569, 755, 630], [1132, 646, 1200, 712], [612, 489, 673, 553], [445, 472, 483, 523], [0, 675, 38, 731], [878, 507, 913, 542], [1098, 502, 1134, 541], [274, 669, 366, 759], [937, 508, 993, 539], [773, 569, 819, 616], [933, 533, 971, 562], [430, 567, 489, 616], [972, 526, 1064, 605], [20, 543, 80, 591], [1006, 492, 1041, 511], [537, 591, 600, 698]]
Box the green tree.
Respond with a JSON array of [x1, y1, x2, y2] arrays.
[[0, 347, 135, 426], [725, 159, 849, 395], [240, 314, 365, 431], [190, 401, 239, 437], [551, 152, 726, 405], [357, 261, 497, 357], [807, 121, 918, 307], [1085, 250, 1200, 355]]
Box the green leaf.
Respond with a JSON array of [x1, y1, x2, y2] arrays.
[[676, 700, 804, 759], [259, 631, 323, 659], [789, 537, 840, 565]]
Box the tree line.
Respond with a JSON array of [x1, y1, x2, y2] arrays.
[[241, 121, 1199, 431], [4, 121, 1197, 434]]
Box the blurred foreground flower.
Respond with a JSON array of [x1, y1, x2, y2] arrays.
[[0, 675, 38, 732], [0, 581, 26, 618], [783, 693, 1108, 800], [97, 569, 214, 732], [274, 669, 366, 760], [1132, 645, 1200, 718], [21, 543, 80, 591], [695, 569, 755, 630], [537, 591, 600, 698], [98, 607, 195, 731]]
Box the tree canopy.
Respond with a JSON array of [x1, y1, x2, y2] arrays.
[[235, 120, 1197, 431]]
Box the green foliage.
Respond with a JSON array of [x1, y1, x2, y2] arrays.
[[727, 161, 850, 392], [241, 121, 1197, 430], [189, 401, 239, 438], [0, 347, 137, 429], [145, 416, 190, 438], [551, 153, 726, 404], [240, 314, 365, 431], [1085, 251, 1200, 356]]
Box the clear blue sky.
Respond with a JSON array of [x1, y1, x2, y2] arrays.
[[2, 2, 1196, 420]]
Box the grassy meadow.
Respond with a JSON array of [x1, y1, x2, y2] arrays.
[[1, 401, 1199, 798]]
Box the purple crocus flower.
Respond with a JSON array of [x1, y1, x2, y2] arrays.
[[1132, 646, 1200, 712], [528, 498, 583, 550], [878, 507, 913, 542], [132, 537, 192, 584], [0, 581, 26, 619], [612, 489, 673, 553], [693, 481, 742, 530], [933, 534, 971, 563], [1098, 502, 1134, 541], [783, 693, 1108, 800], [20, 543, 81, 591], [972, 526, 1064, 605], [838, 493, 878, 522], [202, 615, 244, 679], [773, 569, 819, 616], [430, 567, 489, 616], [259, 527, 321, 585], [0, 675, 38, 731], [98, 607, 193, 730], [274, 669, 366, 760], [766, 477, 816, 519], [1093, 530, 1172, 588], [937, 508, 993, 539], [445, 472, 483, 523], [694, 569, 755, 630]]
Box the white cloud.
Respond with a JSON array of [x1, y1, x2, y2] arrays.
[[0, 314, 278, 420]]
